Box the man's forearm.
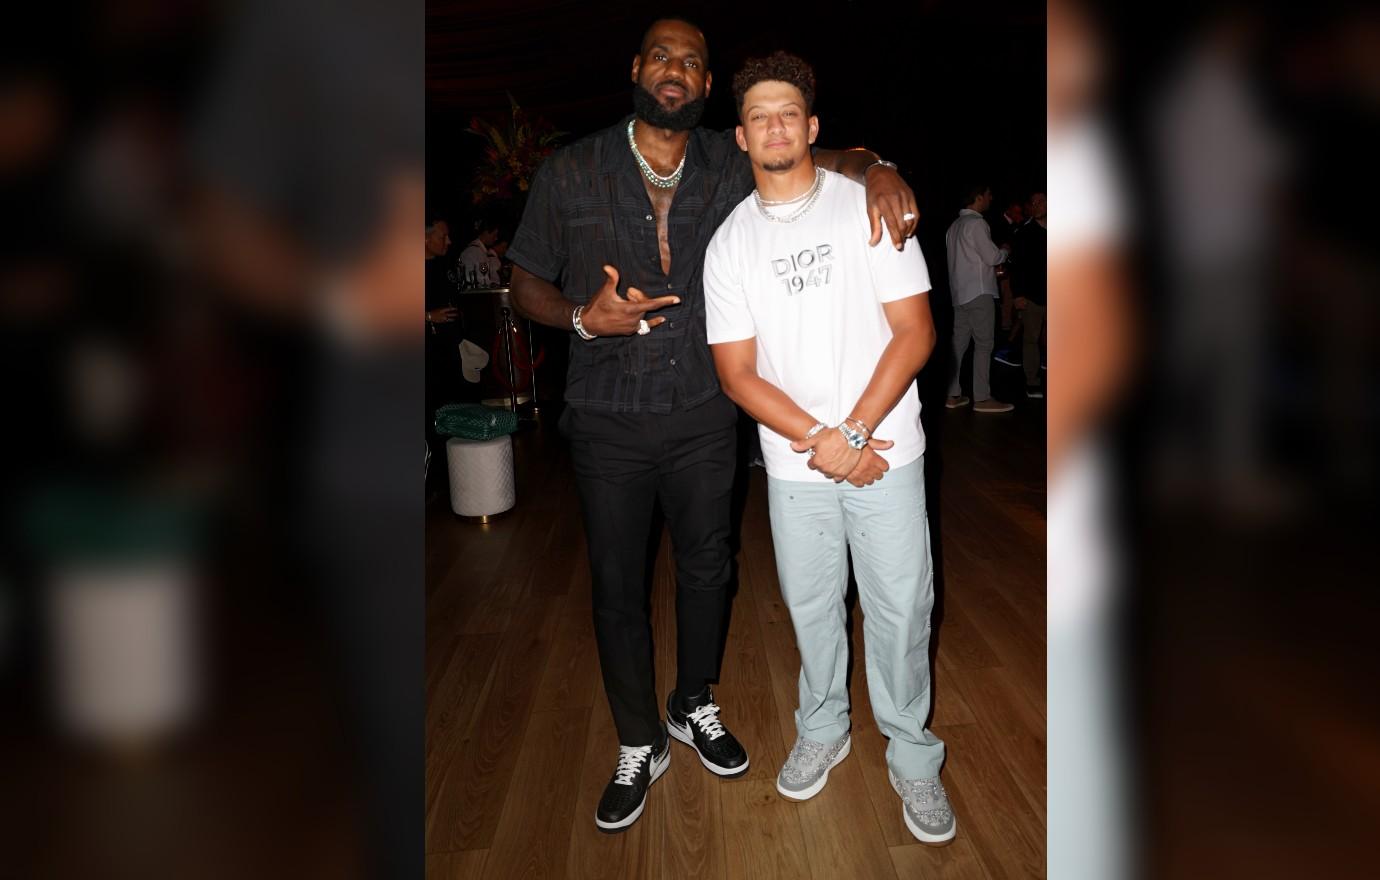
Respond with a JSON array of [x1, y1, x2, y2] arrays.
[[814, 147, 880, 185], [847, 326, 936, 433], [719, 370, 819, 443], [510, 266, 577, 330]]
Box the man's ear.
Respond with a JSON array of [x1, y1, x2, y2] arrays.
[[631, 55, 641, 84], [808, 116, 820, 145], [704, 71, 712, 98], [735, 125, 748, 152]]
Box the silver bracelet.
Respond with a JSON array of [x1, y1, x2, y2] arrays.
[[572, 304, 597, 340], [804, 421, 827, 441], [838, 422, 868, 450], [865, 158, 898, 176], [844, 416, 872, 439]]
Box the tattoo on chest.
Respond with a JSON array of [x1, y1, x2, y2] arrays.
[[770, 244, 835, 296]]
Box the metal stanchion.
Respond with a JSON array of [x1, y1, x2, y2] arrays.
[[499, 305, 519, 415], [524, 316, 540, 416]]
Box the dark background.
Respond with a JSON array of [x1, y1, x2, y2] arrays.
[[427, 0, 1045, 242]]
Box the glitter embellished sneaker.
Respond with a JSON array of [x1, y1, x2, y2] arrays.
[[594, 727, 670, 833], [775, 734, 851, 801], [888, 770, 957, 845], [667, 687, 749, 777]]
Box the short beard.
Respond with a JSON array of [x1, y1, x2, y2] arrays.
[[761, 156, 799, 173], [632, 83, 705, 131]]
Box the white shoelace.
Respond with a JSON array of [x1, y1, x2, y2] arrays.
[[687, 703, 726, 741], [613, 744, 654, 785]]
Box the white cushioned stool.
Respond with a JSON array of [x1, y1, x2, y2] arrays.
[[446, 435, 515, 521]]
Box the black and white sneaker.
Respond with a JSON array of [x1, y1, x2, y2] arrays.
[[666, 687, 749, 777], [595, 728, 670, 833]]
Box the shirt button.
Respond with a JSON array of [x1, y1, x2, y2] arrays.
[[670, 358, 677, 365], [645, 214, 653, 221]]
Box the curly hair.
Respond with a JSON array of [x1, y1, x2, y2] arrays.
[[732, 51, 816, 115]]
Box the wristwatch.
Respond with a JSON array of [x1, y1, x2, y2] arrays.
[[838, 422, 868, 450]]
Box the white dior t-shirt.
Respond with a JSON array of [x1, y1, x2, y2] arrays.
[[704, 168, 932, 483]]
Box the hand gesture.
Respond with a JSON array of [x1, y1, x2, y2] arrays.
[[427, 305, 459, 324], [864, 165, 919, 250], [843, 437, 894, 487], [579, 265, 680, 337], [790, 426, 860, 482]]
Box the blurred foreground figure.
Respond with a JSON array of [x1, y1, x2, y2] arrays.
[[1151, 10, 1289, 511], [1046, 0, 1136, 877], [191, 1, 422, 876], [1130, 4, 1380, 878], [1, 2, 421, 878]]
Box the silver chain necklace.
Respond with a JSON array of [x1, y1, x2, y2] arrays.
[[627, 119, 685, 189], [756, 184, 815, 207], [754, 167, 826, 223]]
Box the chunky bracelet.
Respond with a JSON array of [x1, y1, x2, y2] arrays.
[[572, 304, 597, 341], [844, 416, 872, 439], [838, 422, 868, 450], [804, 422, 827, 441]]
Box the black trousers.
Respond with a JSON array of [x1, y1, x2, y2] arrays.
[[561, 394, 738, 746]]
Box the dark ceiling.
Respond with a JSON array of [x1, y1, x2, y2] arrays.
[[428, 0, 1045, 225]]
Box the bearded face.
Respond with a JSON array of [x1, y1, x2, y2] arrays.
[[632, 83, 706, 131], [630, 19, 711, 131]]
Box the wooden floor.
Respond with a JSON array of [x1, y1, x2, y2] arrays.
[[425, 395, 1046, 879]]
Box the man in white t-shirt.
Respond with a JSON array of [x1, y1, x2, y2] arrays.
[[703, 51, 955, 846]]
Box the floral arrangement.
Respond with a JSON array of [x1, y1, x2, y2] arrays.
[[468, 94, 565, 205]]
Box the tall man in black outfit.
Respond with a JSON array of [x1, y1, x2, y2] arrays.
[[507, 16, 919, 833]]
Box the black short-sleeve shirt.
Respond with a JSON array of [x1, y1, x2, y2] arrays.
[[507, 116, 755, 413]]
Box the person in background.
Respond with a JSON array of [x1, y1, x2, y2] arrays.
[[991, 192, 1027, 367], [458, 214, 502, 286], [990, 193, 1026, 249], [425, 217, 464, 445], [945, 183, 1014, 413], [1012, 191, 1047, 397]]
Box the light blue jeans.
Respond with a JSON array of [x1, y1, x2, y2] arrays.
[[766, 457, 945, 779]]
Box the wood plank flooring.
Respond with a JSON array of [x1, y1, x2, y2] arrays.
[[426, 396, 1046, 879]]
